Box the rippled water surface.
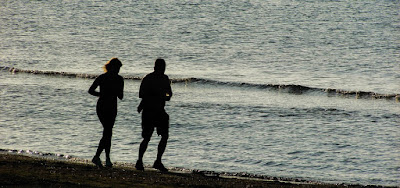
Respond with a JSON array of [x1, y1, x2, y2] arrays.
[[0, 0, 399, 186]]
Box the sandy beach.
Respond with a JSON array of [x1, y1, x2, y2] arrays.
[[0, 152, 387, 188]]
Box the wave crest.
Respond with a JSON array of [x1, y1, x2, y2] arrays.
[[2, 66, 398, 101]]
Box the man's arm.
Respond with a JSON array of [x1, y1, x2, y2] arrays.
[[165, 76, 172, 101]]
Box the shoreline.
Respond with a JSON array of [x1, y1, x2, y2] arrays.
[[0, 150, 393, 188]]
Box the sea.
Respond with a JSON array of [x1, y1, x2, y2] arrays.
[[0, 0, 399, 186]]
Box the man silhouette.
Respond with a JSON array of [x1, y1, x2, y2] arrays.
[[136, 58, 172, 172]]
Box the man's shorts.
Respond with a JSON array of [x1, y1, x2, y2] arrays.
[[141, 110, 169, 138]]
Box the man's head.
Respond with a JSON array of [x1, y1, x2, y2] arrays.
[[154, 58, 166, 74]]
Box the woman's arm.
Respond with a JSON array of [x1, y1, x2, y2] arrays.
[[118, 78, 124, 100], [88, 78, 100, 97]]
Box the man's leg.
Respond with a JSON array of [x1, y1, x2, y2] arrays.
[[136, 137, 150, 170], [153, 124, 169, 172], [156, 112, 169, 162], [138, 137, 150, 162], [156, 135, 168, 162], [153, 135, 168, 172], [136, 123, 152, 171]]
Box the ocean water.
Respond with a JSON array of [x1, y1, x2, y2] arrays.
[[0, 0, 399, 186]]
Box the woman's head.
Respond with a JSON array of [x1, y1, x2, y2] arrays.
[[103, 58, 122, 73]]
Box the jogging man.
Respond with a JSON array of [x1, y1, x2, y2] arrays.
[[136, 58, 172, 172]]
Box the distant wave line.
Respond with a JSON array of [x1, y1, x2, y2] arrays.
[[1, 66, 142, 80], [2, 66, 399, 101], [186, 77, 399, 101]]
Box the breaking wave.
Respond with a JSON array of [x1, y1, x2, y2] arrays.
[[2, 66, 398, 101]]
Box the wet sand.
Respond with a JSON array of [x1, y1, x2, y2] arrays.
[[0, 152, 382, 188]]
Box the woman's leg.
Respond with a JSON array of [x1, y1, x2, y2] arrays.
[[94, 101, 116, 166], [95, 126, 112, 157], [104, 126, 113, 161]]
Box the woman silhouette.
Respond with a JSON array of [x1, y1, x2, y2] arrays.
[[88, 58, 124, 167]]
